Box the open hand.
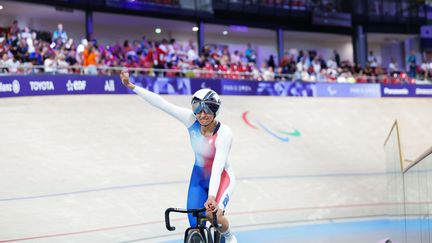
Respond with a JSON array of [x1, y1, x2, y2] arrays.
[[120, 70, 135, 89]]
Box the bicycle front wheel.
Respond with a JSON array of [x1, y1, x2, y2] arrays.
[[185, 230, 206, 243]]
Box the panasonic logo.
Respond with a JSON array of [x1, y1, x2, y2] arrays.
[[30, 81, 55, 91], [416, 88, 432, 95], [383, 87, 409, 95]]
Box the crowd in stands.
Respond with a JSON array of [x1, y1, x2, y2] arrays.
[[0, 20, 429, 84]]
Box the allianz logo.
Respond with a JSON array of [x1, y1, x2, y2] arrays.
[[383, 87, 409, 95], [104, 79, 115, 92], [30, 81, 55, 91], [0, 80, 20, 94], [66, 80, 86, 92]]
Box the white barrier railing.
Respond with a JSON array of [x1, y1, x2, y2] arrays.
[[0, 64, 431, 84]]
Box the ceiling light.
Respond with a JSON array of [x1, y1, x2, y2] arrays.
[[0, 5, 3, 10], [155, 28, 162, 34], [192, 26, 199, 32], [222, 30, 228, 35]]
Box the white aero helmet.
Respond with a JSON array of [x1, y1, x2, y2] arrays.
[[191, 88, 221, 117]]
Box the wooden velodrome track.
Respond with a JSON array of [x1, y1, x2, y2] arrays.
[[1, 94, 431, 242]]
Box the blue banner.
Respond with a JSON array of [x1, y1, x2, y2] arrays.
[[1, 74, 431, 98], [0, 75, 128, 97], [316, 83, 381, 97], [190, 78, 222, 94], [381, 84, 432, 97], [220, 79, 258, 95], [414, 85, 432, 97], [131, 76, 191, 95], [256, 80, 315, 96]]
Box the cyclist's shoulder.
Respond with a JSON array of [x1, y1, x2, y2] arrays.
[[217, 123, 233, 138], [187, 119, 200, 130]]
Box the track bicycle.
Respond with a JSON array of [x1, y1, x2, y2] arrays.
[[165, 207, 225, 243]]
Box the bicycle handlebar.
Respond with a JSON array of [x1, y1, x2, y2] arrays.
[[165, 207, 219, 231]]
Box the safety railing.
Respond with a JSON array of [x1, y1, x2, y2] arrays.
[[0, 64, 428, 85], [384, 120, 432, 243], [0, 64, 294, 80], [402, 146, 432, 243]]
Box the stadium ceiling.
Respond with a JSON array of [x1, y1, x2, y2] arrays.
[[0, 1, 422, 43]]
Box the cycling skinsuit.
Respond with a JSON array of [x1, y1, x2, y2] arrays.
[[133, 86, 235, 226]]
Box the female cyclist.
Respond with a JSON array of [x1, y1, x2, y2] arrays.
[[120, 71, 237, 243]]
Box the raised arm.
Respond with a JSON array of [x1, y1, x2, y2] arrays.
[[120, 71, 196, 127]]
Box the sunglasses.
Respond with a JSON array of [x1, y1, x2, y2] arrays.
[[192, 101, 218, 115]]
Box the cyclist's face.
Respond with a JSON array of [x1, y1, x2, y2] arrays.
[[196, 111, 214, 126]]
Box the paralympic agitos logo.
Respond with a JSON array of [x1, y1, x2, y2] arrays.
[[242, 111, 301, 142]]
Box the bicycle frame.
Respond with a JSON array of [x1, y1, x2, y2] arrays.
[[165, 207, 221, 243]]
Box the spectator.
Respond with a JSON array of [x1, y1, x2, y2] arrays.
[[245, 43, 254, 62], [327, 56, 337, 70], [367, 50, 378, 68], [262, 66, 275, 81], [333, 49, 340, 67], [4, 54, 20, 73], [248, 49, 257, 64], [296, 57, 306, 73], [31, 41, 43, 68], [83, 42, 98, 75], [317, 69, 328, 82], [140, 35, 148, 53], [155, 39, 168, 76], [388, 57, 399, 74], [239, 51, 248, 64], [26, 35, 36, 61], [0, 53, 10, 73], [167, 38, 178, 64], [230, 50, 240, 64], [124, 40, 137, 61], [8, 20, 20, 40], [267, 54, 276, 70], [19, 26, 32, 40], [318, 55, 327, 69], [56, 53, 69, 74], [0, 37, 6, 57], [16, 39, 28, 63], [76, 39, 87, 64], [186, 40, 198, 64], [52, 38, 63, 50], [407, 49, 417, 78], [311, 56, 321, 75], [363, 64, 373, 82], [64, 38, 74, 51], [249, 62, 261, 80], [66, 49, 78, 71], [210, 46, 221, 65], [52, 23, 68, 44], [44, 53, 56, 73], [220, 47, 230, 65], [274, 66, 285, 80], [297, 50, 304, 63], [353, 63, 362, 75]]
